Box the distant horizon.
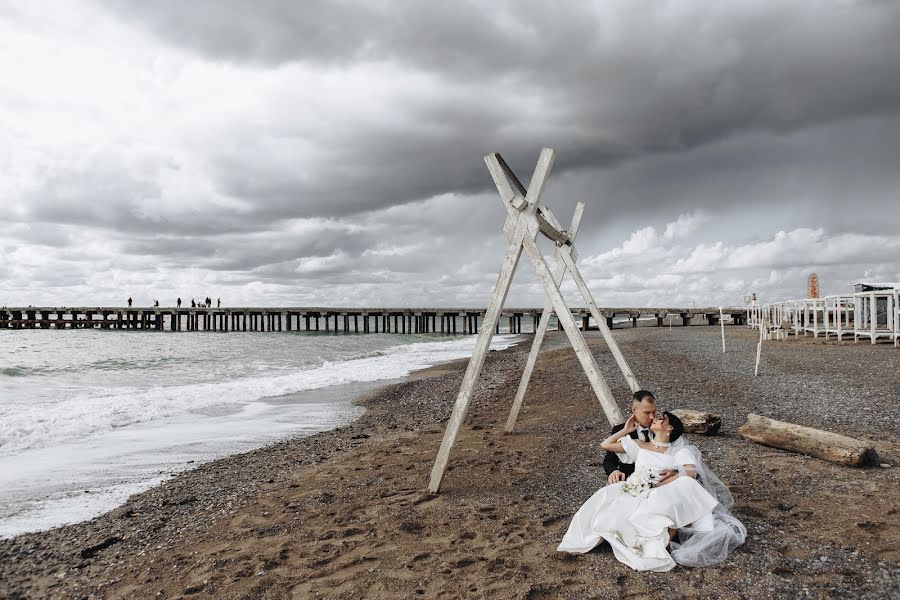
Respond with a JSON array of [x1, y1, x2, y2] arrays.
[[0, 302, 800, 311]]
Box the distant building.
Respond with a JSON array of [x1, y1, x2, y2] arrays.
[[853, 281, 899, 327], [853, 281, 898, 292]]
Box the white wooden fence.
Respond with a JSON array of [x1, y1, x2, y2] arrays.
[[748, 287, 898, 347]]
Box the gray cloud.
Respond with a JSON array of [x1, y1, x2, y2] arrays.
[[85, 0, 900, 229], [1, 1, 898, 306]]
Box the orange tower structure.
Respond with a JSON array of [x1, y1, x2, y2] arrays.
[[807, 273, 820, 298]]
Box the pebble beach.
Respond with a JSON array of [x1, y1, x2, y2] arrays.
[[1, 325, 898, 599]]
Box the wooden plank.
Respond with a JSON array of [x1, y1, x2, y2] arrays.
[[536, 207, 570, 245], [494, 152, 528, 197], [754, 312, 765, 376], [486, 155, 528, 240], [557, 248, 642, 394], [428, 148, 554, 494], [505, 202, 584, 433], [537, 205, 567, 236], [520, 233, 623, 426], [428, 210, 530, 493], [720, 306, 726, 352]]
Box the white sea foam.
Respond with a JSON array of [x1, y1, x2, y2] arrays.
[[0, 334, 520, 456], [0, 477, 166, 539], [0, 331, 520, 537], [0, 332, 521, 537]]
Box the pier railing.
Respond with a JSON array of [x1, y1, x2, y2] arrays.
[[0, 306, 747, 333]]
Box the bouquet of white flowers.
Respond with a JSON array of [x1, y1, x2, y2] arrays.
[[621, 467, 661, 496]]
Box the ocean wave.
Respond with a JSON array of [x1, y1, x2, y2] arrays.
[[0, 335, 520, 456]]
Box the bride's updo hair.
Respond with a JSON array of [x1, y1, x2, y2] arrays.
[[663, 411, 685, 442]]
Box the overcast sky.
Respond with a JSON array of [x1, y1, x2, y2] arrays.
[[1, 1, 898, 308]]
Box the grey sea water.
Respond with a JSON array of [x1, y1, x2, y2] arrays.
[[0, 329, 520, 537]]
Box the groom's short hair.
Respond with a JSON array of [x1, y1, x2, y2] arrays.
[[632, 390, 655, 404]]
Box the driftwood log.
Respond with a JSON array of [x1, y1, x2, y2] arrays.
[[738, 413, 879, 467], [670, 409, 721, 435]]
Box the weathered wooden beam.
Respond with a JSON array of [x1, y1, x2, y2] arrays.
[[719, 306, 726, 352], [429, 212, 532, 492], [755, 312, 765, 376], [557, 249, 642, 394], [536, 207, 570, 245], [429, 148, 554, 494], [494, 152, 528, 197], [505, 203, 584, 432], [738, 414, 878, 467], [538, 204, 565, 232], [521, 233, 623, 426]]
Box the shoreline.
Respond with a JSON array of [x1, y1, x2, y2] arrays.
[[1, 327, 897, 598], [0, 335, 524, 540]]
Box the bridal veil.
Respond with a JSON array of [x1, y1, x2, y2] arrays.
[[668, 441, 747, 566]]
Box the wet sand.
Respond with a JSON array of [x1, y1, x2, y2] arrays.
[[1, 326, 898, 599]]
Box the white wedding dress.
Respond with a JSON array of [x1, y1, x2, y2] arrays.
[[557, 436, 726, 572]]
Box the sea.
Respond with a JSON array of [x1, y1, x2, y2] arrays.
[[0, 328, 522, 538]]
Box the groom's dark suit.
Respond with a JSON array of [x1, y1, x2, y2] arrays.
[[602, 423, 652, 477]]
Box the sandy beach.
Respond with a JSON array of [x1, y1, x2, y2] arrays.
[[1, 325, 898, 599]]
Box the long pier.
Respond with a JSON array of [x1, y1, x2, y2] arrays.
[[0, 306, 746, 333]]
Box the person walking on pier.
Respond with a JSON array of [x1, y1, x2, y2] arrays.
[[127, 297, 132, 307], [177, 297, 182, 308], [191, 299, 196, 308], [153, 299, 159, 307], [217, 298, 221, 308]]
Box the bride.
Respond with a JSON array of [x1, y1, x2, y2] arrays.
[[557, 411, 746, 571]]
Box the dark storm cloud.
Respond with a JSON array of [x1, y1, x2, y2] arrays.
[[99, 0, 516, 71], [4, 1, 899, 306], [546, 115, 900, 242], [119, 222, 370, 270], [97, 0, 900, 223]]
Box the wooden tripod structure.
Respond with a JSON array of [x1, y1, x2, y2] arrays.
[[428, 148, 642, 493]]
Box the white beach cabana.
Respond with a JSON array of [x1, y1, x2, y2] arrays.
[[787, 300, 805, 338], [823, 295, 855, 341], [853, 288, 897, 344], [895, 288, 900, 348], [802, 298, 826, 338], [746, 303, 761, 329], [766, 302, 787, 340]]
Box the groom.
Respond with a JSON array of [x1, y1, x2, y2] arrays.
[[603, 390, 658, 484]]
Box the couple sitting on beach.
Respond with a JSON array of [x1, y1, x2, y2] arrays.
[[557, 390, 746, 571]]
